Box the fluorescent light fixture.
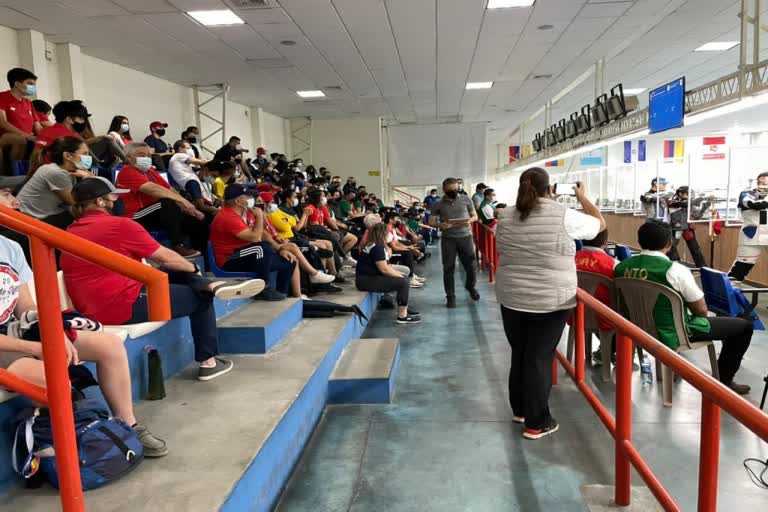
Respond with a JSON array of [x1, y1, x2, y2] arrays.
[[487, 0, 536, 8], [466, 81, 494, 90], [187, 9, 244, 26], [694, 41, 739, 52], [623, 88, 647, 95], [297, 90, 326, 98]]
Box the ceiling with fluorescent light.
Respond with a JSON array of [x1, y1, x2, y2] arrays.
[[0, 0, 756, 142]]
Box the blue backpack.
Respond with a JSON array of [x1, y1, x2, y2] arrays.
[[12, 397, 144, 490]]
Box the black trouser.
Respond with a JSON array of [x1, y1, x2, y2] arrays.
[[391, 249, 414, 277], [440, 235, 476, 297], [668, 230, 707, 268], [356, 274, 409, 306], [132, 198, 209, 251], [501, 306, 570, 430], [128, 268, 218, 363], [223, 242, 295, 295], [688, 317, 753, 384]]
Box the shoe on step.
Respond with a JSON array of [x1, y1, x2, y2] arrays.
[[253, 287, 286, 301], [132, 424, 168, 458], [408, 308, 421, 317], [396, 314, 422, 325], [344, 255, 357, 267], [198, 357, 234, 381], [467, 288, 480, 301], [446, 296, 456, 309], [523, 418, 559, 440], [409, 278, 424, 288], [173, 245, 201, 259], [211, 279, 266, 300], [726, 381, 751, 395], [309, 270, 336, 284]]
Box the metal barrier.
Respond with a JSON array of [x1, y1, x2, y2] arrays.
[[0, 206, 171, 512], [472, 222, 498, 283], [474, 225, 768, 511]]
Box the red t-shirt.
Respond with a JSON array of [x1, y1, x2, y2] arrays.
[[61, 211, 161, 325], [210, 206, 255, 266], [117, 165, 171, 218], [0, 90, 40, 135], [575, 247, 617, 330], [35, 123, 80, 148], [305, 204, 333, 226]]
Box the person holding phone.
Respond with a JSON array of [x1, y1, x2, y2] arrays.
[[429, 177, 478, 308], [495, 168, 605, 440]]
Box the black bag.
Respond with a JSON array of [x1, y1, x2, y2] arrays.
[[302, 299, 368, 326]]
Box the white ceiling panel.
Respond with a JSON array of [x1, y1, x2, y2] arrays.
[[109, 0, 178, 14], [208, 25, 280, 59], [387, 0, 437, 92], [59, 0, 130, 17], [168, 0, 227, 10], [237, 7, 292, 25], [579, 1, 632, 18]]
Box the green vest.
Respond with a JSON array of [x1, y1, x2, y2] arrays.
[[478, 199, 494, 224], [614, 255, 709, 349]]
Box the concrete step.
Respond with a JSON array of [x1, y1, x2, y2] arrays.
[[216, 298, 303, 353], [2, 291, 381, 512], [328, 338, 400, 404]]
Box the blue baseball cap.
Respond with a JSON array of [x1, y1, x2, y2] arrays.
[[224, 183, 250, 201]]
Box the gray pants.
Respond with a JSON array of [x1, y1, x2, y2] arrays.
[[440, 235, 476, 297]]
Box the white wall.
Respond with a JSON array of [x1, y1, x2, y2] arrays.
[[311, 117, 383, 196], [0, 26, 19, 73], [261, 110, 289, 155]]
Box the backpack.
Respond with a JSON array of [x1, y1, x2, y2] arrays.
[[12, 397, 144, 490], [302, 299, 369, 326]]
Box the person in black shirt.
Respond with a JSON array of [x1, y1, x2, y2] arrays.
[[214, 136, 244, 162]]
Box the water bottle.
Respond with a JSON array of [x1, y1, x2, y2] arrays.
[[145, 348, 166, 400], [641, 356, 653, 385]]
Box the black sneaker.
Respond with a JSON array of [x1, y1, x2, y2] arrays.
[[253, 287, 286, 301], [592, 349, 603, 366], [197, 357, 234, 381], [408, 308, 420, 317], [523, 418, 559, 440], [396, 315, 422, 325], [333, 274, 348, 284], [467, 288, 480, 301], [317, 283, 344, 294], [446, 296, 456, 309]]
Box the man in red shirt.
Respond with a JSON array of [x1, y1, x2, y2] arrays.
[[0, 68, 42, 174], [210, 184, 298, 301], [117, 141, 208, 258], [574, 230, 619, 365], [63, 177, 265, 381]]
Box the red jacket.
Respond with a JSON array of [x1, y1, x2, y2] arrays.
[[574, 247, 617, 330]]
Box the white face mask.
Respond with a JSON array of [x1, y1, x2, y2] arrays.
[[292, 198, 299, 207], [235, 144, 242, 150], [268, 203, 278, 213], [246, 197, 255, 209], [135, 156, 152, 172], [185, 148, 195, 157]]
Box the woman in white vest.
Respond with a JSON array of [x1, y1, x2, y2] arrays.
[[496, 167, 605, 440]]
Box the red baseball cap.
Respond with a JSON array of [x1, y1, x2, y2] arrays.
[[257, 147, 266, 155], [257, 182, 274, 193], [258, 192, 274, 203], [150, 121, 168, 130]]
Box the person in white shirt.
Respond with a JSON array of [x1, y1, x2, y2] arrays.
[[168, 140, 217, 218]]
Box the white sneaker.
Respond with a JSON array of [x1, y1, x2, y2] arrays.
[[409, 278, 424, 288], [344, 255, 357, 267], [309, 270, 336, 284], [412, 274, 426, 283]]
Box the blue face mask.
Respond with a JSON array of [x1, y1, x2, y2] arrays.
[[120, 123, 130, 133], [205, 176, 215, 184], [24, 84, 36, 96], [135, 157, 152, 172], [75, 154, 92, 170]]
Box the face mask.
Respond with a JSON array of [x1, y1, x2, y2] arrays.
[[431, 192, 437, 197], [458, 184, 464, 191], [156, 129, 166, 137], [235, 144, 242, 150], [292, 198, 299, 207], [99, 198, 115, 215], [246, 197, 255, 209], [135, 156, 152, 172], [268, 203, 278, 213], [24, 84, 36, 96], [445, 190, 458, 199], [120, 123, 130, 133], [205, 176, 215, 184], [188, 135, 198, 143], [186, 148, 195, 157], [72, 121, 87, 133], [75, 154, 92, 170]]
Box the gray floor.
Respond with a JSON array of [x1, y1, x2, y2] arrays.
[[276, 249, 768, 512]]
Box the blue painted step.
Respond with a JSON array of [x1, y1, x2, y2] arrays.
[[328, 338, 400, 404], [217, 298, 303, 354]]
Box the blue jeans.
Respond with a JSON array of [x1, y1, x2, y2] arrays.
[[128, 269, 218, 362], [223, 242, 296, 295]]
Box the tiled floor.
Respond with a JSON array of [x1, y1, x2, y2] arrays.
[[276, 248, 768, 511]]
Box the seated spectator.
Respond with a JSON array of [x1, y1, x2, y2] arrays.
[[343, 177, 357, 196], [340, 190, 365, 221], [0, 233, 168, 456], [477, 188, 498, 226], [573, 230, 617, 365], [384, 210, 425, 286], [18, 136, 94, 230], [143, 121, 171, 171], [424, 189, 439, 207], [168, 140, 217, 218], [304, 187, 358, 266], [615, 222, 753, 394], [214, 136, 244, 163], [117, 142, 208, 258], [210, 184, 297, 301], [0, 187, 30, 262], [0, 68, 41, 174], [32, 99, 53, 128], [406, 212, 432, 245], [355, 222, 420, 325], [106, 115, 132, 149], [182, 126, 200, 158], [254, 147, 269, 170], [211, 161, 236, 201], [63, 177, 265, 380]]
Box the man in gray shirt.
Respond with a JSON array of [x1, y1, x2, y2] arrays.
[[429, 177, 479, 308]]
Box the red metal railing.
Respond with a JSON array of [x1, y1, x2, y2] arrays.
[[472, 222, 498, 283], [0, 206, 171, 512], [392, 187, 421, 205], [474, 227, 768, 511]]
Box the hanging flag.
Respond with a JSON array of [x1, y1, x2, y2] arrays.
[[663, 140, 685, 160], [509, 145, 521, 163], [623, 141, 632, 163], [638, 140, 646, 162], [545, 159, 564, 167], [623, 140, 647, 163], [702, 136, 726, 160]]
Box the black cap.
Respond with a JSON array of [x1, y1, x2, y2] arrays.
[[224, 183, 250, 201], [72, 177, 128, 203]]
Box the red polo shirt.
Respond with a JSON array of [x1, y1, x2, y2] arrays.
[[35, 123, 80, 148], [305, 204, 332, 226], [0, 90, 39, 135], [61, 210, 161, 325], [116, 165, 172, 218], [575, 247, 617, 330], [210, 206, 255, 266]]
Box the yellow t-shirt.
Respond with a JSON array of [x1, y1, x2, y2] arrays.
[[269, 210, 297, 239], [212, 177, 226, 199]]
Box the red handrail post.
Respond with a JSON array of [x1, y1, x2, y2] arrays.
[[488, 230, 495, 283], [30, 238, 85, 512], [574, 301, 586, 382], [614, 332, 632, 507], [697, 397, 721, 512]]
